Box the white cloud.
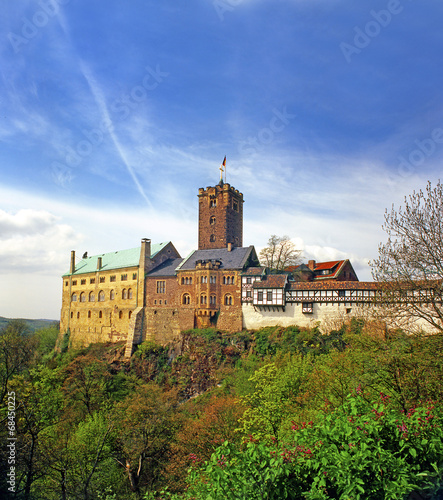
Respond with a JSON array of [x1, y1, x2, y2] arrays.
[[0, 209, 81, 273]]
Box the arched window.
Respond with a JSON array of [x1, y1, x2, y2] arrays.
[[210, 295, 216, 305], [119, 310, 123, 319], [200, 294, 207, 305], [98, 290, 105, 302], [128, 288, 133, 299], [210, 216, 216, 225], [129, 311, 132, 319], [70, 311, 73, 319], [181, 277, 185, 284], [99, 311, 103, 318], [231, 276, 235, 285], [182, 293, 191, 305], [224, 294, 233, 306], [89, 292, 95, 302], [210, 234, 215, 242], [122, 289, 127, 300], [88, 310, 91, 318], [77, 312, 80, 319], [110, 289, 115, 300], [80, 292, 86, 302], [71, 293, 77, 302]]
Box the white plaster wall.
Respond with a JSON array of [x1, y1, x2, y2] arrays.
[[242, 302, 376, 332], [242, 302, 440, 334]]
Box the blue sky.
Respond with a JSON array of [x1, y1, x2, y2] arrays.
[[1, 0, 443, 319]]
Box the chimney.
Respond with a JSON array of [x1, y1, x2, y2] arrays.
[[139, 238, 152, 271], [227, 242, 232, 252], [97, 257, 102, 270], [308, 260, 316, 271], [70, 251, 75, 274]]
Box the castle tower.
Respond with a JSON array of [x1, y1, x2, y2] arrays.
[[198, 179, 244, 250]]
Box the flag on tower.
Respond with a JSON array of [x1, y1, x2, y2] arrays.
[[222, 156, 226, 167]]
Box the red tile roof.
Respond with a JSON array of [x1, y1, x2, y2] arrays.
[[288, 281, 378, 291], [253, 274, 288, 288], [314, 260, 342, 271]]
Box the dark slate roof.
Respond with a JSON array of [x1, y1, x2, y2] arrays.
[[177, 246, 256, 271], [147, 258, 184, 277], [253, 274, 288, 289]]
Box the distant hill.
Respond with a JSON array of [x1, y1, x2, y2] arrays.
[[0, 316, 58, 332]]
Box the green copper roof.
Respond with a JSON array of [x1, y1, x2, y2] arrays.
[[63, 242, 170, 277]]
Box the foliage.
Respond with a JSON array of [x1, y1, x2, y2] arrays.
[[3, 320, 443, 499], [186, 391, 443, 500], [259, 235, 302, 271], [114, 383, 179, 497], [32, 325, 59, 361], [0, 319, 36, 406], [238, 357, 312, 442]]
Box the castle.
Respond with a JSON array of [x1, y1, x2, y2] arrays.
[[60, 172, 380, 357]]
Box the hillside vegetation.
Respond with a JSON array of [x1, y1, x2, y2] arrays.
[[0, 316, 57, 332], [1, 319, 442, 499]]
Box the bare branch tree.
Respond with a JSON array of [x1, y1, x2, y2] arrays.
[[371, 180, 443, 333], [259, 235, 302, 272]]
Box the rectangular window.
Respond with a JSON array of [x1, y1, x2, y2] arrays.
[[90, 278, 95, 284], [267, 291, 273, 301], [247, 277, 252, 284], [110, 275, 116, 282], [121, 274, 127, 281], [302, 302, 313, 314], [157, 281, 166, 294], [257, 291, 263, 301], [132, 273, 137, 280], [81, 279, 86, 285], [65, 281, 69, 287], [99, 277, 105, 283], [72, 280, 77, 286], [338, 290, 345, 297], [246, 291, 252, 298]]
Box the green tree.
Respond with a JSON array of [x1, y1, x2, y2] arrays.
[[7, 365, 64, 500], [238, 357, 312, 442], [0, 319, 35, 406], [185, 391, 443, 500], [114, 384, 178, 498]]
